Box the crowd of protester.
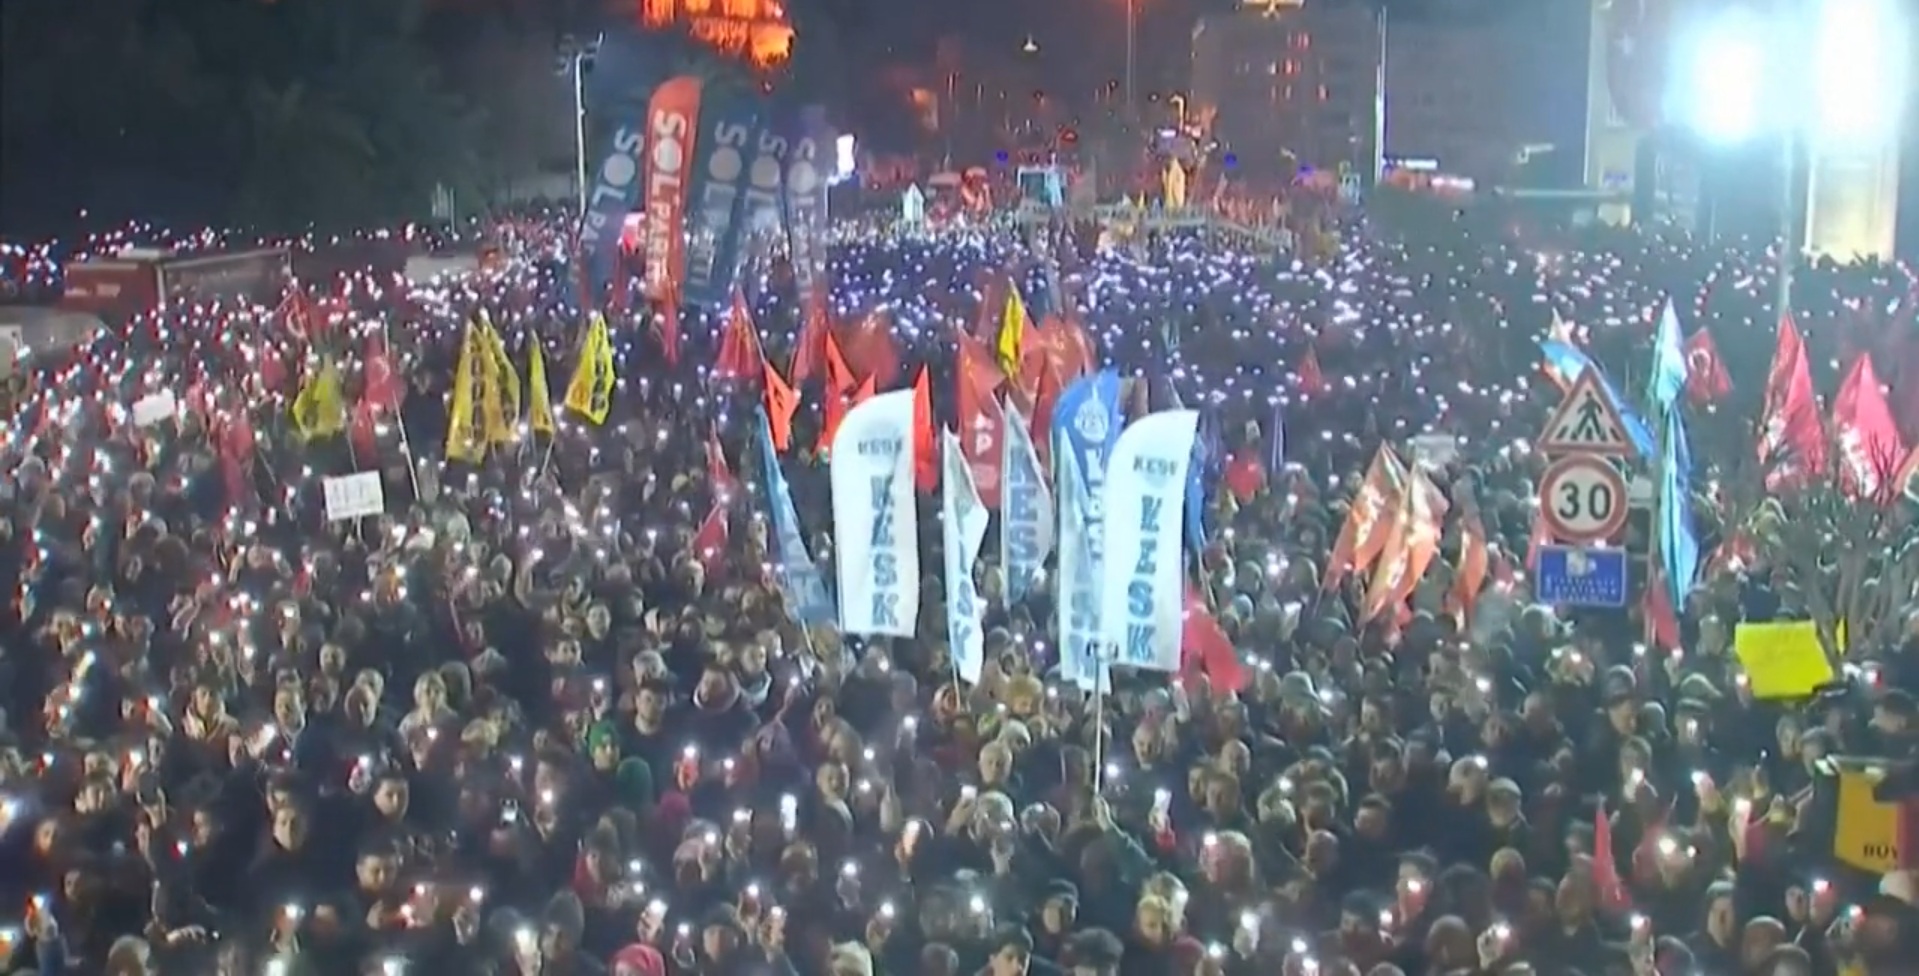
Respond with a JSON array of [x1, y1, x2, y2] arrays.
[[1, 200, 1917, 976]]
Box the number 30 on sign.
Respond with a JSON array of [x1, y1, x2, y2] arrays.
[[1539, 455, 1627, 543]]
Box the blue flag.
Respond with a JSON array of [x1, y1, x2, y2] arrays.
[[754, 408, 835, 625], [1538, 339, 1657, 458], [1648, 300, 1688, 410], [1268, 398, 1286, 474], [576, 30, 659, 306], [1052, 370, 1124, 692], [1659, 409, 1700, 609]]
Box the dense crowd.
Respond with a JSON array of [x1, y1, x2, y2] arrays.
[[1, 203, 1918, 976]]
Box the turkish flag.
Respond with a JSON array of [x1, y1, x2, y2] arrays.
[[1684, 329, 1731, 404]]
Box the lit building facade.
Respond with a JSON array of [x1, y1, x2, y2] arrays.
[[635, 0, 793, 69], [1191, 0, 1381, 179], [1381, 16, 1526, 182]]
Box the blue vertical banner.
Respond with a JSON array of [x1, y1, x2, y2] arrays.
[[781, 105, 835, 305], [755, 408, 834, 625], [576, 29, 658, 306], [1000, 401, 1055, 603], [681, 90, 762, 310], [1052, 370, 1124, 691]]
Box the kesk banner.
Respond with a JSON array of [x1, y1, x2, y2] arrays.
[[754, 408, 834, 625], [643, 76, 703, 301], [942, 430, 990, 683], [575, 30, 656, 306], [830, 389, 920, 637], [1052, 370, 1124, 690], [1000, 401, 1054, 603], [1101, 409, 1200, 673], [682, 90, 761, 310], [782, 105, 835, 305]]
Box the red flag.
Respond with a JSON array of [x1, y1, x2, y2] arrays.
[[911, 365, 937, 492], [790, 285, 832, 384], [1446, 506, 1489, 628], [956, 335, 1006, 506], [216, 412, 257, 505], [1831, 353, 1907, 501], [1221, 452, 1265, 502], [363, 334, 400, 412], [276, 284, 317, 341], [762, 362, 799, 452], [1758, 313, 1828, 485], [1683, 329, 1732, 403], [1030, 356, 1063, 469], [1642, 564, 1681, 651], [1592, 801, 1632, 913], [712, 290, 765, 382], [823, 331, 856, 395], [819, 375, 876, 457], [693, 502, 729, 575], [705, 430, 737, 499], [349, 399, 380, 461], [840, 310, 900, 389], [1180, 580, 1245, 692], [1297, 347, 1328, 397]]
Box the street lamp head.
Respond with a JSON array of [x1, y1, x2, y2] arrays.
[[1674, 6, 1766, 145]]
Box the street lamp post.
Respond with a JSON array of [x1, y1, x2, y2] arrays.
[[557, 34, 603, 217], [1124, 0, 1137, 114]]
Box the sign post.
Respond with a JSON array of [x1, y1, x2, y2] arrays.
[[1535, 370, 1632, 604]]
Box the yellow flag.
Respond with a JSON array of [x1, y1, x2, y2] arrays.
[[1163, 160, 1187, 209], [290, 360, 346, 439], [564, 314, 615, 425], [995, 287, 1027, 378], [527, 337, 557, 435], [477, 316, 521, 446], [445, 324, 483, 463]]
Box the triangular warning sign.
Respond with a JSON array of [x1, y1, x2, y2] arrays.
[[1538, 370, 1631, 455]]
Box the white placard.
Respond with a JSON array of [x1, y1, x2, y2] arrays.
[[132, 390, 178, 427], [323, 471, 386, 521], [901, 185, 926, 226]]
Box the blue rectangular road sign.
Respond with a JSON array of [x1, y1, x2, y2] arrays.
[[1534, 545, 1629, 607]]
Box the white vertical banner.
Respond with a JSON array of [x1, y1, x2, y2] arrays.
[[830, 390, 921, 637], [999, 402, 1054, 603], [1055, 447, 1106, 692], [1100, 409, 1199, 673], [941, 431, 990, 683]]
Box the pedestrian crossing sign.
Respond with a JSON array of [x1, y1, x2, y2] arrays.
[[1538, 371, 1631, 455]]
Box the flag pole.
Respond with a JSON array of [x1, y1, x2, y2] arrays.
[[1090, 646, 1108, 794], [380, 319, 424, 505]]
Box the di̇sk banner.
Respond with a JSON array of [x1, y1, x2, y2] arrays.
[[830, 389, 920, 637]]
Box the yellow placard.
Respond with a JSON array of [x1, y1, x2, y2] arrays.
[[1832, 763, 1900, 874], [1732, 620, 1835, 699]]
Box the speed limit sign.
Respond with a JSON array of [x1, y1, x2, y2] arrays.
[[1539, 455, 1628, 543]]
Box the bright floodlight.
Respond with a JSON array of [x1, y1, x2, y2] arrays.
[[1681, 7, 1767, 144], [1812, 0, 1907, 145]]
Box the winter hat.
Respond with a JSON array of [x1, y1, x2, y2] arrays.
[[610, 944, 667, 976], [544, 891, 586, 944], [615, 758, 654, 810]]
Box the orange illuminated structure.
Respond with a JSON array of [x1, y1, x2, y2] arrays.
[[639, 0, 794, 69]]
